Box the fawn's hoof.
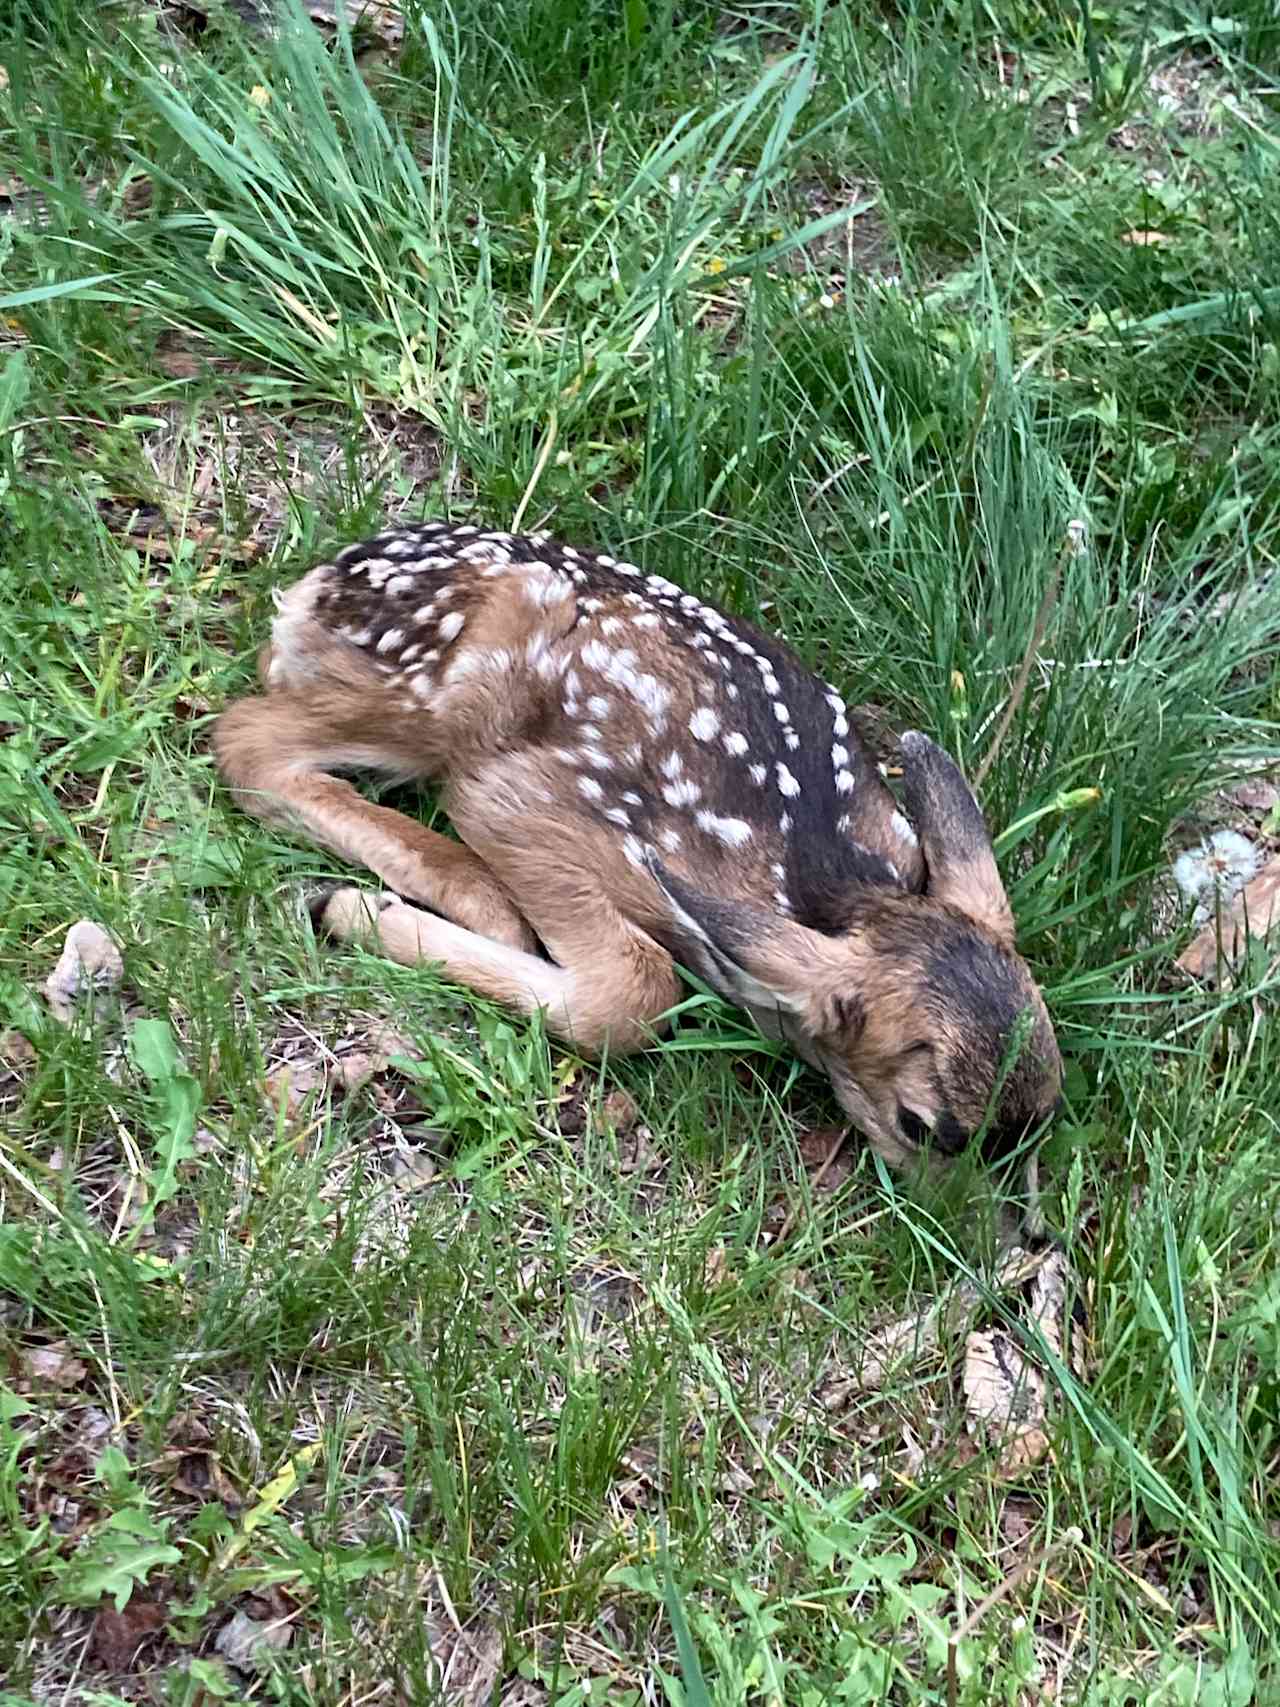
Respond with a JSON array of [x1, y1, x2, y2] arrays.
[[308, 885, 401, 939]]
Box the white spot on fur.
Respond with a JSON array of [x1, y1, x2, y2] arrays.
[[660, 751, 684, 780], [579, 724, 602, 742], [377, 628, 405, 654], [623, 835, 645, 867], [581, 639, 611, 671], [785, 732, 800, 750], [581, 748, 613, 770], [826, 691, 846, 715], [891, 810, 919, 847], [749, 763, 767, 785], [525, 635, 562, 681], [409, 674, 436, 701], [836, 770, 854, 795], [832, 744, 849, 768], [723, 731, 748, 757], [443, 648, 495, 684], [633, 611, 662, 631], [587, 695, 611, 718], [400, 644, 422, 663], [696, 811, 753, 847], [772, 702, 791, 724], [413, 603, 437, 624], [780, 812, 792, 834], [771, 862, 786, 881], [603, 806, 631, 828], [350, 628, 372, 647], [776, 763, 800, 797], [524, 568, 570, 608], [663, 778, 702, 808], [385, 575, 416, 597], [690, 707, 720, 741], [622, 791, 643, 806], [833, 714, 849, 738], [600, 616, 624, 637], [578, 776, 605, 802], [659, 827, 682, 853]]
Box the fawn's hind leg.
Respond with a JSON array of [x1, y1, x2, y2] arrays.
[[315, 885, 678, 1055], [212, 692, 538, 953]]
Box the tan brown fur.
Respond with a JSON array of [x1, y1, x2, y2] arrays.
[[212, 522, 1063, 1170]]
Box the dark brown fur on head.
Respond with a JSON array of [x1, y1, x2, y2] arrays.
[[649, 730, 1063, 1170]]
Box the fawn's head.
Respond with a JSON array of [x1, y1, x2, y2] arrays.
[[650, 730, 1063, 1169]]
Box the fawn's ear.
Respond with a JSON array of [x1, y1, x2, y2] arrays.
[[647, 859, 866, 1039], [898, 731, 1016, 947]]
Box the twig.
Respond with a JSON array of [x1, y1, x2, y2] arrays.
[[946, 1527, 1082, 1707], [774, 1127, 851, 1246], [511, 409, 558, 534], [973, 520, 1086, 792]]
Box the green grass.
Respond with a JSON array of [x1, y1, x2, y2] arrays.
[[2, 0, 1280, 1700]]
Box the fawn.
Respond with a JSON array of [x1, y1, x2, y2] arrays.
[[213, 521, 1063, 1172]]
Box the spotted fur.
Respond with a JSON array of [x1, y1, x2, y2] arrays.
[[215, 521, 1063, 1172]]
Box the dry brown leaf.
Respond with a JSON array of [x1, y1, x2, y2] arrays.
[[43, 921, 123, 1024], [166, 1409, 212, 1447], [215, 1610, 293, 1672], [797, 1125, 855, 1191], [600, 1087, 639, 1133], [703, 1244, 730, 1288], [307, 0, 404, 47], [962, 1329, 1050, 1477], [121, 522, 261, 565], [168, 1449, 243, 1508], [91, 1598, 168, 1671], [618, 1126, 662, 1175], [1176, 853, 1280, 984], [426, 1619, 504, 1706], [818, 1244, 1064, 1409], [1027, 1246, 1076, 1370], [999, 1497, 1040, 1549], [391, 1147, 438, 1190], [264, 1024, 426, 1125], [1120, 228, 1173, 245], [263, 1060, 325, 1125], [0, 1028, 36, 1070], [1225, 775, 1280, 817], [22, 1342, 89, 1390]]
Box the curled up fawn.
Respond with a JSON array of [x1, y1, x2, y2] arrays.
[[214, 522, 1063, 1176]]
